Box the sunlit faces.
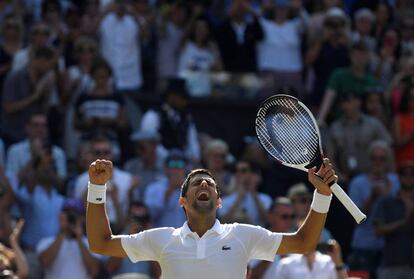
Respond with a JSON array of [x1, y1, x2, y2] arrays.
[[180, 174, 221, 214]]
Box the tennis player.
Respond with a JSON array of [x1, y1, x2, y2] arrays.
[[86, 158, 337, 279]]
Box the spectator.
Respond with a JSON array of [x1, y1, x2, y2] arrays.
[[37, 198, 100, 279], [0, 165, 17, 246], [0, 220, 29, 279], [373, 2, 393, 43], [2, 46, 56, 145], [144, 149, 188, 228], [305, 7, 350, 107], [249, 197, 295, 279], [275, 239, 348, 279], [257, 0, 307, 98], [219, 160, 271, 226], [178, 15, 223, 96], [327, 92, 392, 184], [203, 139, 233, 197], [124, 130, 166, 202], [74, 134, 134, 232], [81, 0, 101, 37], [317, 42, 381, 125], [215, 0, 263, 73], [372, 160, 414, 279], [0, 16, 24, 105], [41, 0, 68, 53], [140, 78, 201, 164], [73, 58, 129, 153], [348, 140, 399, 279], [351, 8, 377, 52], [156, 0, 187, 80], [14, 143, 65, 279], [98, 0, 143, 93], [105, 201, 160, 279], [399, 16, 414, 57], [6, 111, 67, 183], [363, 89, 390, 130], [392, 84, 414, 169]]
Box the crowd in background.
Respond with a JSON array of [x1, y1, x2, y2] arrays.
[[0, 0, 414, 278]]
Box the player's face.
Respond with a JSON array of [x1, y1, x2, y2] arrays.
[[181, 174, 221, 214]]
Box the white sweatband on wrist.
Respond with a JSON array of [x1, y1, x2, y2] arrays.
[[87, 182, 107, 204], [310, 190, 332, 213]]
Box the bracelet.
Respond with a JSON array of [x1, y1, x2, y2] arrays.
[[310, 190, 332, 214], [87, 182, 107, 204]]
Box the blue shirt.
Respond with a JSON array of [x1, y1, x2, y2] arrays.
[[349, 173, 400, 250], [144, 178, 186, 228], [16, 185, 64, 250]]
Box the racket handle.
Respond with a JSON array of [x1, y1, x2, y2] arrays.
[[330, 183, 367, 224]]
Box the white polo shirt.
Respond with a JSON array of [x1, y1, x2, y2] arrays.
[[120, 220, 283, 279]]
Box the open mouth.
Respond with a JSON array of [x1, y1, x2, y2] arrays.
[[197, 192, 210, 201]]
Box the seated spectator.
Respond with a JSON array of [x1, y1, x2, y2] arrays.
[[327, 92, 392, 184], [178, 15, 223, 96], [392, 84, 414, 169], [0, 164, 18, 246], [219, 160, 271, 226], [2, 46, 57, 145], [317, 42, 381, 125], [363, 89, 391, 130], [348, 140, 399, 279], [124, 130, 166, 202], [14, 143, 65, 279], [41, 0, 68, 53], [0, 219, 29, 279], [6, 111, 67, 183], [37, 198, 100, 279], [105, 201, 160, 279], [351, 8, 377, 52], [74, 134, 134, 232], [144, 149, 188, 228], [399, 15, 414, 57], [140, 78, 201, 164], [249, 197, 295, 279], [275, 239, 348, 279], [203, 139, 233, 197], [372, 160, 414, 279]]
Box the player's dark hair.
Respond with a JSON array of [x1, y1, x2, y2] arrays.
[[180, 169, 221, 198]]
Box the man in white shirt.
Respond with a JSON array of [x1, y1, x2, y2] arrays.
[[86, 157, 337, 279]]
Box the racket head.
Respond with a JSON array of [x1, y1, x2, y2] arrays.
[[255, 94, 324, 171]]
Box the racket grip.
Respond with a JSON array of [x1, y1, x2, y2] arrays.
[[330, 183, 367, 224]]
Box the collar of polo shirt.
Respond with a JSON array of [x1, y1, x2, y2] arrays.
[[179, 219, 224, 239]]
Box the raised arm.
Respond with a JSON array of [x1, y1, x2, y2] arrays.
[[86, 159, 126, 257], [277, 158, 336, 254]]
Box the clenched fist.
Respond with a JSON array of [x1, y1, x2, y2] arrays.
[[89, 159, 113, 185]]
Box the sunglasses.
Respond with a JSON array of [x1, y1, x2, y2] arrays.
[[167, 159, 186, 169], [278, 213, 296, 220]]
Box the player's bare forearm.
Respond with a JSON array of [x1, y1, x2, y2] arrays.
[[86, 203, 113, 253]]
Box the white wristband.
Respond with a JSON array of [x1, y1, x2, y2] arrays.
[[87, 182, 107, 204], [310, 190, 332, 214]]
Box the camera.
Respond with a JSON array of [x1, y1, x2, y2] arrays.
[[66, 211, 79, 225]]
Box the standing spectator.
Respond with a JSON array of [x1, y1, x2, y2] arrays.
[[37, 198, 100, 279], [215, 0, 263, 73], [98, 0, 143, 93], [144, 149, 188, 228], [305, 7, 350, 107], [74, 134, 134, 232], [2, 46, 56, 145], [156, 1, 187, 79], [124, 130, 166, 202], [327, 92, 392, 184], [348, 140, 399, 279], [275, 239, 348, 279], [14, 143, 65, 279], [178, 15, 223, 96], [317, 42, 380, 125], [105, 201, 160, 278], [393, 85, 414, 169], [372, 160, 414, 279], [6, 111, 67, 182], [249, 197, 295, 279], [140, 78, 201, 164], [203, 139, 233, 197], [257, 0, 307, 98], [219, 160, 271, 226]]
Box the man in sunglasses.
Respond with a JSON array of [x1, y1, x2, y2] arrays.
[[144, 149, 188, 228], [86, 157, 337, 279]]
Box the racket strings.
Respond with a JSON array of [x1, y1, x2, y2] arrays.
[[256, 98, 319, 165]]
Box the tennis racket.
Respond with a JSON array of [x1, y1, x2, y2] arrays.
[[255, 94, 366, 224]]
